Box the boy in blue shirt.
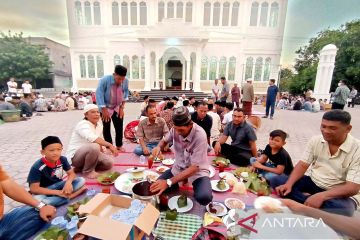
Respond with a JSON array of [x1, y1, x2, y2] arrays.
[[250, 130, 294, 188], [27, 136, 86, 206]]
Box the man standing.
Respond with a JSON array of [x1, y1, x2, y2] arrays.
[[211, 79, 220, 101], [274, 110, 360, 217], [332, 80, 350, 110], [231, 83, 241, 108], [242, 79, 255, 116], [7, 77, 17, 96], [348, 86, 357, 108], [134, 106, 169, 156], [96, 65, 127, 151], [263, 79, 279, 119], [22, 80, 32, 95], [214, 108, 257, 166], [191, 101, 212, 144], [150, 107, 213, 206], [207, 103, 221, 146], [220, 77, 231, 102]]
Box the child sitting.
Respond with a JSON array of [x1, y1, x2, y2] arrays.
[[27, 136, 86, 207], [250, 130, 293, 188]]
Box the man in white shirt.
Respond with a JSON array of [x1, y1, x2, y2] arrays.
[[140, 95, 149, 115], [7, 78, 17, 96], [311, 98, 320, 112], [22, 80, 32, 94], [207, 103, 221, 146], [222, 102, 234, 126], [211, 79, 220, 101]]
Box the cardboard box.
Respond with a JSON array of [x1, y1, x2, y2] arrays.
[[78, 193, 160, 240]]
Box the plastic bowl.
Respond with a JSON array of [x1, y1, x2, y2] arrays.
[[0, 110, 21, 122]]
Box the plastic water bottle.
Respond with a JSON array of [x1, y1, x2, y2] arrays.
[[139, 155, 146, 165]]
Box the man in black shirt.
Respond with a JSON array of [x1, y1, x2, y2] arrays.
[[191, 101, 212, 144]]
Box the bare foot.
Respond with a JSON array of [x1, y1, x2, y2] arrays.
[[84, 171, 99, 179], [116, 146, 126, 152], [69, 186, 87, 199]]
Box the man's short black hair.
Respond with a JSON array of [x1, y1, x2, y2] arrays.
[[215, 100, 221, 105], [114, 65, 127, 76], [233, 108, 244, 113], [270, 129, 288, 141], [145, 104, 156, 113], [198, 101, 208, 107], [340, 79, 347, 85], [143, 95, 149, 100], [148, 99, 156, 103], [225, 102, 233, 111], [220, 76, 226, 81], [270, 79, 276, 83], [183, 100, 190, 106], [172, 96, 179, 101], [189, 96, 195, 101], [323, 110, 351, 125], [164, 96, 171, 101], [193, 100, 200, 108], [220, 101, 226, 107], [208, 103, 214, 111], [166, 101, 174, 109]]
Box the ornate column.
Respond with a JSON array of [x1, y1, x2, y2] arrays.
[[155, 57, 160, 89], [144, 49, 151, 91], [193, 48, 202, 92], [186, 57, 191, 90]]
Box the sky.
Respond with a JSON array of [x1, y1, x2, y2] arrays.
[[0, 0, 359, 66]]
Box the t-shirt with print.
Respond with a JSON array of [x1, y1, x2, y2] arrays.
[[263, 144, 293, 175], [0, 166, 9, 219], [27, 156, 71, 188]]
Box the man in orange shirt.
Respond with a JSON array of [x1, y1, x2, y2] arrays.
[[0, 166, 56, 239]]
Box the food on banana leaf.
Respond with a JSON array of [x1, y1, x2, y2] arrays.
[[216, 178, 227, 190], [245, 177, 271, 196], [97, 172, 121, 185], [177, 195, 188, 208], [233, 167, 253, 179], [34, 226, 69, 240], [212, 157, 230, 167], [67, 197, 90, 219], [165, 209, 178, 221]]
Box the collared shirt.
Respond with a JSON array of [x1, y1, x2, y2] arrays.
[[164, 123, 210, 182], [222, 110, 233, 125], [223, 121, 257, 151], [220, 83, 231, 101], [0, 166, 9, 219], [267, 85, 279, 101], [207, 111, 221, 142], [302, 135, 360, 206], [136, 117, 169, 144], [160, 109, 174, 129], [96, 75, 128, 112], [65, 97, 75, 110], [22, 83, 32, 94], [66, 120, 103, 161], [35, 98, 49, 112], [211, 83, 220, 97], [333, 85, 350, 105], [191, 112, 212, 138], [7, 81, 17, 93]]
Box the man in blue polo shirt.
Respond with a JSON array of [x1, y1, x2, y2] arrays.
[[263, 79, 279, 120]]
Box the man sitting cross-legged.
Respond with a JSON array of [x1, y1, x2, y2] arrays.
[[213, 108, 258, 166], [134, 105, 169, 156], [273, 110, 360, 216]]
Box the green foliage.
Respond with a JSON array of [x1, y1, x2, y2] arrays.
[[279, 68, 294, 91], [0, 31, 53, 87]]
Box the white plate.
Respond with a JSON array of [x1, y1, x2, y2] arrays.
[[254, 196, 289, 213], [228, 209, 248, 222], [162, 159, 175, 166], [206, 202, 228, 217], [211, 180, 230, 192], [168, 195, 193, 213], [126, 167, 145, 173], [222, 214, 234, 227], [156, 166, 170, 173], [219, 172, 235, 180], [209, 166, 216, 178], [114, 170, 159, 194], [224, 198, 246, 210]]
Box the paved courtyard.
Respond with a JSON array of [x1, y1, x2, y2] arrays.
[[1, 103, 360, 213]]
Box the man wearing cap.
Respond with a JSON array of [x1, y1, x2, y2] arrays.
[[66, 104, 118, 178], [242, 79, 255, 116], [96, 65, 128, 151], [150, 107, 213, 205]]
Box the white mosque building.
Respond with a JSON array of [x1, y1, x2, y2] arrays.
[[66, 0, 287, 93]]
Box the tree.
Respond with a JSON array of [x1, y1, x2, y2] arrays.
[[0, 31, 53, 88], [279, 68, 294, 91]]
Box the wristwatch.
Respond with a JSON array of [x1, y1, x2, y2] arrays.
[[166, 179, 172, 188], [35, 201, 46, 211]]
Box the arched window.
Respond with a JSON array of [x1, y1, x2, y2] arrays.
[[130, 2, 137, 25], [269, 2, 279, 27], [121, 2, 128, 25], [158, 2, 165, 22], [245, 57, 254, 79], [260, 2, 268, 26], [87, 55, 95, 78], [209, 57, 217, 80], [84, 1, 92, 25], [231, 2, 239, 26], [213, 2, 220, 26], [79, 55, 86, 78], [141, 56, 145, 79], [228, 57, 236, 80], [250, 2, 259, 26], [132, 56, 139, 79], [203, 2, 211, 26], [96, 56, 104, 78], [112, 2, 119, 25], [123, 55, 130, 77], [167, 2, 174, 18], [93, 2, 101, 25], [75, 1, 83, 25], [219, 57, 227, 78], [222, 2, 230, 26], [185, 2, 192, 22], [254, 57, 263, 81], [140, 2, 147, 25], [114, 55, 121, 65], [201, 57, 208, 80], [263, 57, 271, 81], [159, 58, 163, 79], [176, 2, 183, 18]]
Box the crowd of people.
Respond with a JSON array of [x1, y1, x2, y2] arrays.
[[0, 65, 359, 240]]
